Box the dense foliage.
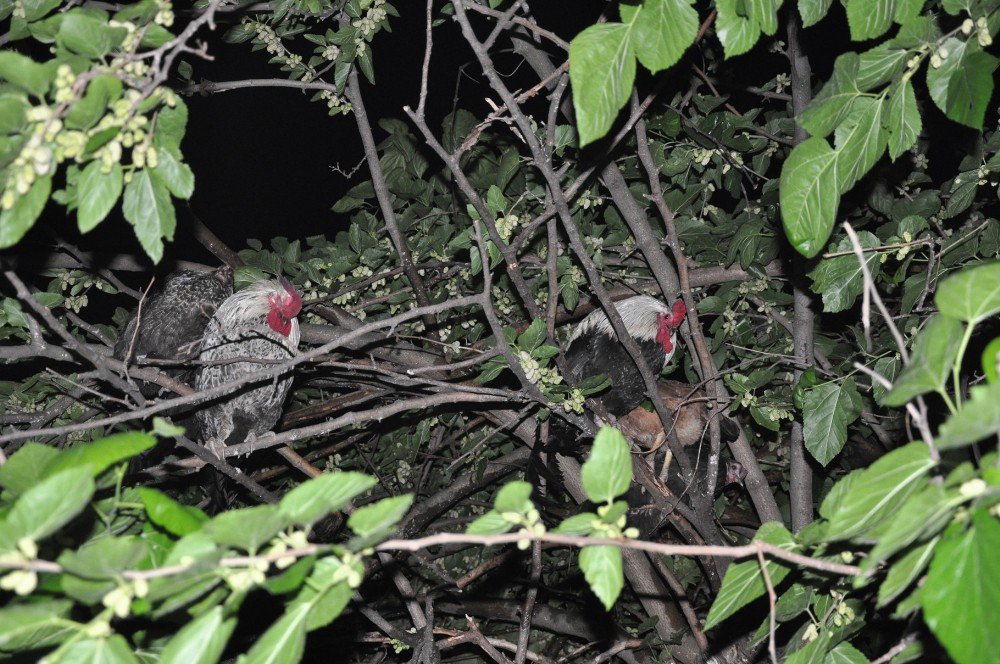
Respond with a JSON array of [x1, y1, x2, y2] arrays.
[[1, 0, 999, 663]]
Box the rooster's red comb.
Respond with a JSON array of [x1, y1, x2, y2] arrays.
[[668, 299, 686, 327]]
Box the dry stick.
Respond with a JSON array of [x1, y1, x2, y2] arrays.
[[786, 8, 817, 533], [0, 294, 486, 445], [344, 67, 436, 327], [5, 270, 146, 408], [756, 543, 779, 664], [648, 554, 709, 653], [843, 224, 938, 459]]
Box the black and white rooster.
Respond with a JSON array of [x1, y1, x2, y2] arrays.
[[114, 267, 233, 396], [565, 295, 687, 416], [195, 278, 302, 455]]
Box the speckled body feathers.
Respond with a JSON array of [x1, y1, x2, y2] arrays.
[[114, 267, 233, 395], [195, 281, 301, 449]]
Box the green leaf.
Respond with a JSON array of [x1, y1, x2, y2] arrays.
[[0, 442, 59, 498], [833, 96, 886, 193], [982, 336, 1000, 384], [878, 538, 936, 607], [240, 604, 310, 664], [715, 0, 761, 58], [705, 522, 796, 629], [152, 145, 195, 199], [621, 0, 697, 73], [0, 93, 28, 133], [139, 487, 208, 536], [579, 545, 623, 610], [798, 0, 833, 27], [826, 642, 868, 664], [159, 607, 235, 664], [887, 80, 922, 160], [77, 162, 123, 234], [936, 382, 1000, 448], [581, 426, 632, 503], [278, 471, 376, 526], [923, 511, 1000, 664], [44, 432, 155, 478], [290, 557, 357, 630], [926, 38, 998, 130], [0, 601, 77, 652], [57, 10, 127, 58], [156, 100, 189, 151], [60, 635, 139, 664], [152, 417, 185, 437], [60, 536, 148, 580], [0, 175, 51, 249], [122, 169, 176, 263], [861, 484, 951, 572], [21, 0, 61, 21], [347, 494, 413, 538], [884, 314, 964, 406], [801, 378, 862, 466], [205, 505, 285, 552], [845, 0, 894, 40], [807, 231, 881, 313], [553, 512, 599, 535], [0, 51, 54, 98], [466, 509, 513, 535], [934, 260, 1000, 323], [747, 0, 779, 36], [569, 23, 636, 146], [494, 480, 533, 513], [822, 442, 935, 541], [517, 318, 546, 353], [779, 137, 839, 257], [800, 53, 862, 138], [857, 44, 909, 90], [1, 468, 94, 549]]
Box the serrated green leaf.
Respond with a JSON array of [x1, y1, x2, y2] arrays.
[[159, 607, 235, 664], [139, 487, 207, 536], [581, 426, 632, 503], [823, 443, 934, 541], [704, 522, 796, 629], [716, 0, 761, 58], [884, 314, 963, 406], [934, 261, 1000, 323], [152, 145, 194, 199], [799, 0, 833, 27], [77, 161, 123, 233], [59, 536, 148, 580], [123, 169, 175, 263], [0, 468, 94, 549], [861, 484, 952, 572], [0, 51, 54, 98], [621, 0, 697, 72], [800, 53, 862, 138], [0, 175, 51, 249], [579, 545, 623, 610], [802, 378, 862, 466], [780, 137, 839, 257], [60, 635, 139, 664], [877, 538, 936, 607], [57, 10, 127, 58], [0, 601, 77, 652], [807, 231, 881, 313], [279, 471, 376, 526], [466, 509, 513, 535], [0, 443, 59, 498], [241, 603, 310, 664], [347, 494, 413, 538], [553, 512, 599, 535], [569, 23, 636, 146], [923, 511, 1000, 664], [44, 432, 155, 478], [205, 505, 285, 552], [494, 480, 533, 513], [887, 80, 922, 160], [926, 38, 998, 130], [845, 0, 894, 40], [936, 382, 1000, 448], [833, 96, 887, 193]]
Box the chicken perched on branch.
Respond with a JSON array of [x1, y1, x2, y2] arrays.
[[114, 267, 233, 395], [565, 295, 687, 416], [195, 279, 302, 455]]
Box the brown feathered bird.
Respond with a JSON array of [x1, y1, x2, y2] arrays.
[[194, 278, 302, 455], [114, 267, 233, 396]]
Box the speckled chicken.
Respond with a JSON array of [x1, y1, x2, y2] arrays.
[[114, 267, 233, 395], [194, 278, 302, 454]]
